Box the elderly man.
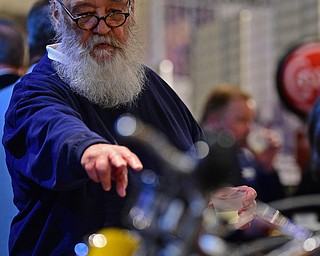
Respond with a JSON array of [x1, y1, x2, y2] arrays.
[[3, 0, 256, 255]]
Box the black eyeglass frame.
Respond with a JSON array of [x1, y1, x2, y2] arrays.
[[57, 0, 131, 30]]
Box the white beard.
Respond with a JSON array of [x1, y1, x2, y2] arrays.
[[52, 18, 146, 108]]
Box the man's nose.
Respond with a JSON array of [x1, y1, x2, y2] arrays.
[[93, 19, 112, 34]]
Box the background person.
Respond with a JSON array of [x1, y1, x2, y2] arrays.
[[27, 0, 56, 71], [302, 99, 320, 194], [197, 84, 285, 203], [0, 18, 26, 256], [0, 18, 26, 89], [2, 0, 257, 255]]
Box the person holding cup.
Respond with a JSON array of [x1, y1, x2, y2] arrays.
[[197, 84, 285, 203]]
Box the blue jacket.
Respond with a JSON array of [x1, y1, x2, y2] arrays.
[[0, 84, 18, 256], [3, 55, 204, 255]]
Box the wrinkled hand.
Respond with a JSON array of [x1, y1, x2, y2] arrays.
[[234, 185, 257, 230], [81, 143, 143, 197]]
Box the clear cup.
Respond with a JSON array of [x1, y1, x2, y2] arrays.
[[210, 187, 247, 225], [247, 125, 269, 154], [247, 125, 282, 154]]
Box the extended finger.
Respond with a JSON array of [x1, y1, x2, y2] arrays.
[[82, 158, 100, 182], [109, 151, 128, 169], [95, 155, 112, 191], [243, 188, 257, 204], [123, 152, 143, 171], [112, 146, 142, 170], [114, 166, 128, 197]]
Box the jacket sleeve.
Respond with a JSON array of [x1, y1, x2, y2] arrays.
[[3, 73, 108, 191]]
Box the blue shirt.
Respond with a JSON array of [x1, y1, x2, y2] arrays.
[[3, 54, 204, 255], [0, 84, 17, 256]]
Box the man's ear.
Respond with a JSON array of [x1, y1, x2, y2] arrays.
[[127, 0, 136, 26], [52, 0, 60, 29], [129, 0, 135, 13], [53, 1, 59, 20]]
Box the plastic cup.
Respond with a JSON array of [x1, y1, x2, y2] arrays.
[[210, 187, 247, 224]]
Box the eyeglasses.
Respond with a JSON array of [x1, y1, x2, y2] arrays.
[[57, 0, 131, 30]]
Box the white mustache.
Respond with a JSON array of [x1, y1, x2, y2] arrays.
[[85, 36, 124, 52]]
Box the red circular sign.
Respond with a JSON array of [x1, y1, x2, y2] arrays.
[[277, 40, 320, 119]]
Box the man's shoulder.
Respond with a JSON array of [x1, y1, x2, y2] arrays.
[[144, 66, 166, 84], [25, 56, 62, 85], [14, 58, 67, 99], [31, 54, 53, 73], [143, 65, 178, 97]]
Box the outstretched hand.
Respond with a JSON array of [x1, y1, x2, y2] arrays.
[[81, 143, 143, 197]]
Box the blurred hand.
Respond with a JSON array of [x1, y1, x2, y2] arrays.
[[81, 143, 143, 197], [234, 185, 257, 230], [247, 127, 282, 171], [254, 128, 282, 170]]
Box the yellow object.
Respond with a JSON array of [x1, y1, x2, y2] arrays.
[[88, 228, 141, 256], [216, 210, 239, 224]]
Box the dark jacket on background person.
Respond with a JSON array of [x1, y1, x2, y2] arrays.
[[0, 73, 20, 89], [197, 130, 285, 203]]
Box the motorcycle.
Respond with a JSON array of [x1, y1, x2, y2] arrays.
[[74, 115, 320, 256]]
